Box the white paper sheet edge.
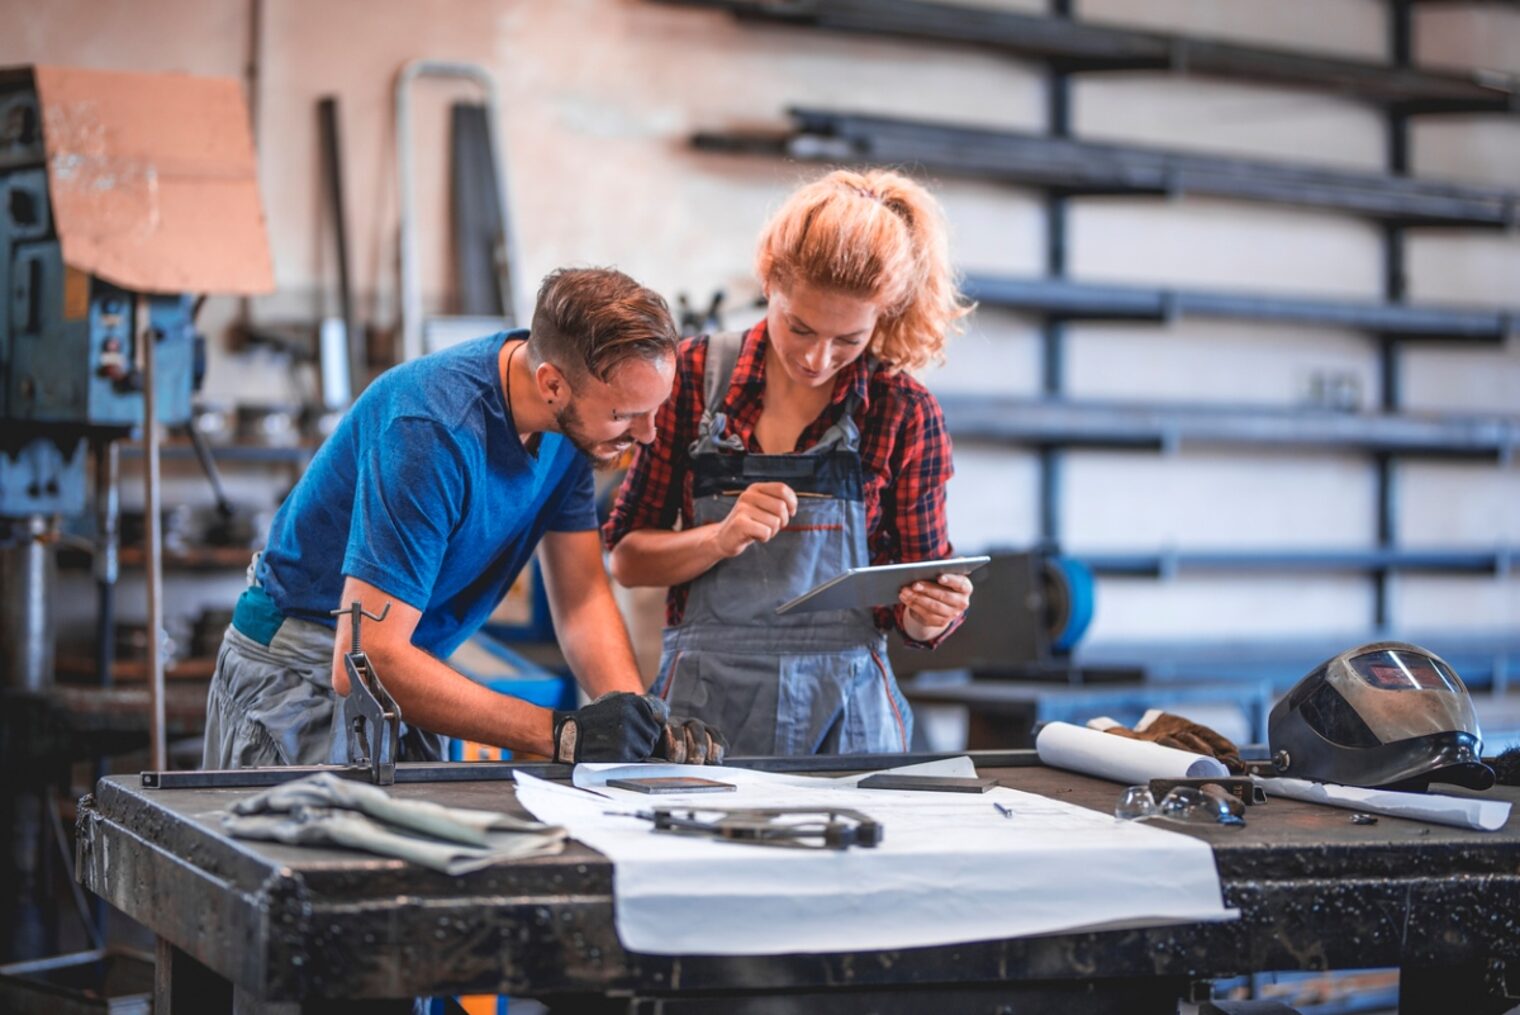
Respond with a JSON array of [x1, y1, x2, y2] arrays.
[[1254, 776, 1511, 831], [515, 757, 1236, 955]]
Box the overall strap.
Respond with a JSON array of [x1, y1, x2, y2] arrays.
[[701, 330, 746, 431], [691, 330, 748, 456]]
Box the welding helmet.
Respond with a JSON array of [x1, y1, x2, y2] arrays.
[[1269, 641, 1493, 792]]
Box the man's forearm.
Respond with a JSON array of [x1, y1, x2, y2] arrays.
[[557, 582, 646, 697], [365, 643, 555, 754]]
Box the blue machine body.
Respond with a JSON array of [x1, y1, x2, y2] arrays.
[[1, 73, 194, 517]]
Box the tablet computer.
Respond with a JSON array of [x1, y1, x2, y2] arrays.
[[773, 555, 990, 616]]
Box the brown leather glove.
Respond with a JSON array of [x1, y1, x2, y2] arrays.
[[655, 713, 727, 766], [1090, 710, 1246, 775]]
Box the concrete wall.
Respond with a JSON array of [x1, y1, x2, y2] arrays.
[[9, 0, 1517, 663]]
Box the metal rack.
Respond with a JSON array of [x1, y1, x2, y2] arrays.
[[963, 274, 1516, 343], [695, 108, 1519, 227], [1079, 549, 1507, 578], [661, 0, 1517, 111], [938, 394, 1517, 457], [679, 0, 1518, 637]]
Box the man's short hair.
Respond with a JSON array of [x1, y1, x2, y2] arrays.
[[527, 268, 678, 382]]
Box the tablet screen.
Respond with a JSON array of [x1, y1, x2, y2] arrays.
[[774, 556, 991, 616]]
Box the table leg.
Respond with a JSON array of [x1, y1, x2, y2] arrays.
[[1400, 961, 1519, 1015], [155, 935, 233, 1014], [232, 987, 301, 1014]]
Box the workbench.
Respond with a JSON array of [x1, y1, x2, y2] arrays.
[[75, 753, 1520, 1013]]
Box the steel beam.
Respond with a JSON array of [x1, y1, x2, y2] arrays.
[[695, 109, 1520, 227], [964, 274, 1514, 342], [1078, 548, 1504, 578], [937, 394, 1519, 457], [661, 0, 1518, 112]]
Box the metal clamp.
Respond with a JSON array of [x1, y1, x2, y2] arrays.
[[630, 806, 884, 850], [330, 601, 400, 785]]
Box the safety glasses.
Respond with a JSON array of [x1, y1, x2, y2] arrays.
[[1115, 784, 1245, 827]]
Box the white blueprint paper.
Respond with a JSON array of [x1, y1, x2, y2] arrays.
[[1036, 721, 1230, 784], [1255, 776, 1511, 831], [513, 757, 1236, 955]]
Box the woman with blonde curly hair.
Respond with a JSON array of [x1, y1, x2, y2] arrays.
[[603, 168, 975, 756]]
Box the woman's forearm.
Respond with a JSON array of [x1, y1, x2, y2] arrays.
[[608, 526, 728, 588]]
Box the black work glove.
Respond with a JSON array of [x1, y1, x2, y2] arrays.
[[655, 715, 728, 766], [551, 692, 666, 763]]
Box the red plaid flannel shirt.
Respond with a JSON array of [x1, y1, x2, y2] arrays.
[[604, 320, 961, 648]]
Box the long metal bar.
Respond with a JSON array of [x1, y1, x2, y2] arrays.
[[94, 441, 119, 690], [1035, 0, 1072, 554], [232, 0, 263, 334], [964, 274, 1513, 342], [2, 513, 56, 692], [138, 295, 167, 771], [1080, 548, 1503, 578], [661, 0, 1518, 111], [699, 109, 1519, 227], [120, 443, 313, 464], [318, 95, 362, 399], [91, 439, 119, 938], [937, 394, 1519, 457], [139, 749, 1044, 790], [1375, 0, 1415, 634]]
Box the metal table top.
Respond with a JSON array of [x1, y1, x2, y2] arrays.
[[76, 758, 1520, 1009]]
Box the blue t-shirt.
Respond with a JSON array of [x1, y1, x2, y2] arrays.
[[256, 331, 596, 658]]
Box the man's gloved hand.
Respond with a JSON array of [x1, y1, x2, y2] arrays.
[[551, 692, 666, 763], [655, 714, 728, 765], [1088, 709, 1246, 775]]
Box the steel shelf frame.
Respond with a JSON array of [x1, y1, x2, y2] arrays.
[[936, 394, 1519, 457], [962, 274, 1517, 344], [120, 443, 316, 465], [661, 0, 1519, 112], [678, 0, 1518, 629], [1075, 631, 1520, 693], [694, 108, 1520, 228], [1078, 548, 1509, 579]]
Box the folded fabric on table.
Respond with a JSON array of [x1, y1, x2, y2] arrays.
[[222, 772, 566, 873]]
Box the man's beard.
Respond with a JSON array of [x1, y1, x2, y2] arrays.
[[554, 399, 633, 471]]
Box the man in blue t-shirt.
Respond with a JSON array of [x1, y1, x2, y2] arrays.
[[204, 268, 725, 769]]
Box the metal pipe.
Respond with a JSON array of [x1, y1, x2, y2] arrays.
[[138, 295, 167, 770], [185, 422, 233, 517], [1377, 0, 1414, 636], [319, 95, 363, 399], [91, 438, 118, 937], [235, 0, 264, 332], [95, 440, 119, 687], [1037, 0, 1072, 556], [1, 513, 56, 692]]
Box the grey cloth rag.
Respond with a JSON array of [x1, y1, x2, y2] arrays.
[[222, 772, 566, 873]]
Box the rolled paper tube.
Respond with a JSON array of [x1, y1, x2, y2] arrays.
[[1035, 721, 1229, 785]]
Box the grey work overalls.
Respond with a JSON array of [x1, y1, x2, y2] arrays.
[[649, 331, 914, 756], [203, 554, 444, 768]]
